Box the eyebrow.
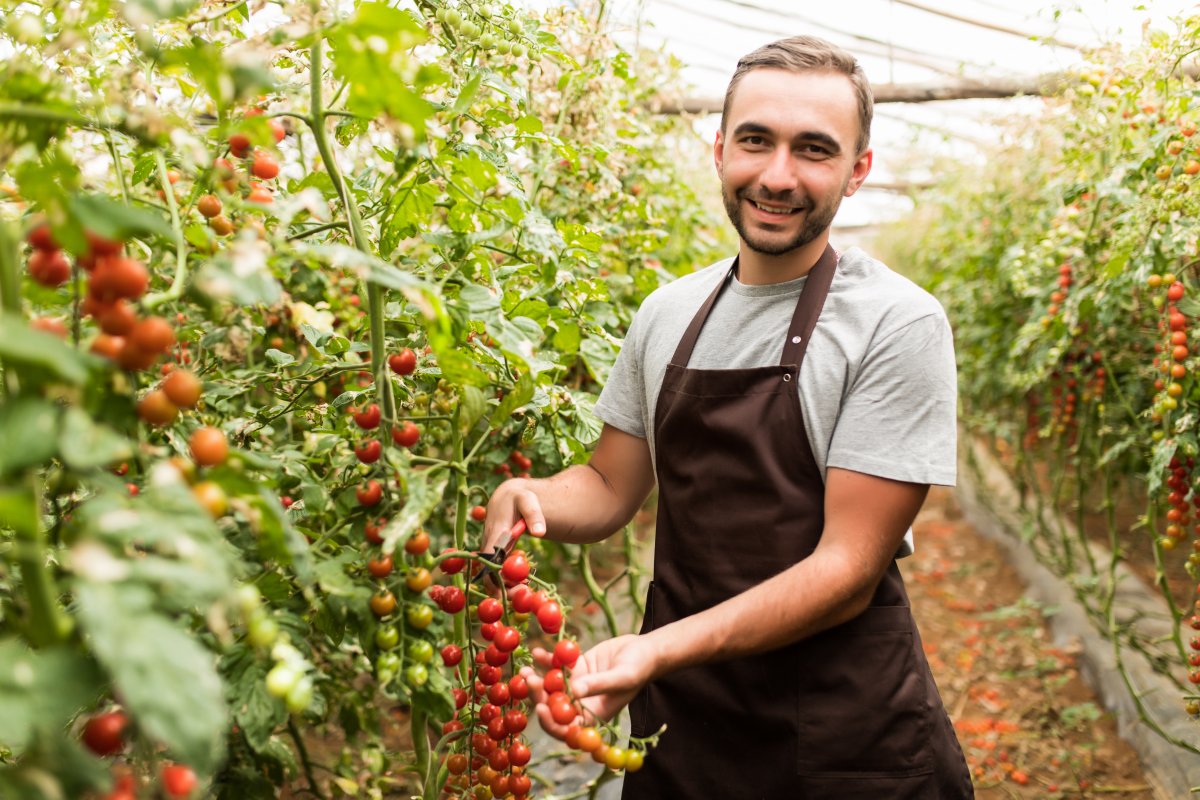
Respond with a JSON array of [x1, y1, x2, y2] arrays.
[[731, 122, 842, 155]]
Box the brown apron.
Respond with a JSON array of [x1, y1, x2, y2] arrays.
[[623, 246, 973, 799]]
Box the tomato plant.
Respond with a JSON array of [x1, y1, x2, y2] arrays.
[[0, 0, 719, 796]]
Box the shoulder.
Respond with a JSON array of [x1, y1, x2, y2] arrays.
[[827, 247, 948, 339]]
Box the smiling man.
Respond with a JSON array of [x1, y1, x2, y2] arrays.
[[485, 36, 972, 798]]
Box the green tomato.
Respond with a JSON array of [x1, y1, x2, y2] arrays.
[[246, 615, 279, 649], [408, 639, 434, 664], [406, 603, 434, 630], [286, 676, 314, 714], [377, 652, 402, 674], [266, 663, 300, 698], [405, 664, 429, 687], [375, 626, 400, 650]]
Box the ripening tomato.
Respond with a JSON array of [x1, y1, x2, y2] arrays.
[[162, 369, 202, 408], [470, 505, 487, 522], [251, 151, 280, 180], [375, 626, 400, 650], [624, 749, 645, 772], [209, 214, 234, 236], [190, 426, 229, 467], [406, 603, 434, 629], [575, 726, 602, 752], [405, 568, 433, 593], [129, 316, 176, 355], [604, 746, 627, 770], [192, 481, 228, 517], [365, 517, 386, 544], [138, 390, 178, 426], [404, 530, 430, 555], [367, 554, 393, 578], [370, 590, 397, 618]]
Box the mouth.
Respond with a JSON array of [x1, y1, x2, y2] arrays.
[[748, 199, 802, 217]]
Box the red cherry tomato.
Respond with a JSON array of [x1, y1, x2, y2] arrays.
[[543, 668, 565, 694], [487, 682, 510, 705], [356, 480, 383, 507], [553, 638, 581, 669], [477, 598, 503, 624], [391, 420, 420, 448], [355, 440, 382, 464], [441, 644, 463, 667], [508, 674, 530, 700], [438, 586, 466, 614], [470, 505, 487, 522], [504, 708, 528, 734], [439, 548, 466, 574], [389, 347, 417, 375], [160, 763, 198, 798], [366, 554, 393, 578], [509, 583, 537, 614], [537, 600, 563, 634], [501, 552, 530, 583], [353, 404, 381, 430], [493, 624, 521, 653], [82, 710, 128, 757]]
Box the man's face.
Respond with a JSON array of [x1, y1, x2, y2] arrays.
[[715, 69, 872, 257]]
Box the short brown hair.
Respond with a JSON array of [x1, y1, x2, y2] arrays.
[[722, 36, 874, 155]]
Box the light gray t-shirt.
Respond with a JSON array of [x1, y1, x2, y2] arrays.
[[593, 246, 958, 556]]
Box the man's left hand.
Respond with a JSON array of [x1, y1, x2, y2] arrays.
[[520, 634, 657, 738]]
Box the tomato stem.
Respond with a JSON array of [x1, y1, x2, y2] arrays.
[[142, 152, 188, 311]]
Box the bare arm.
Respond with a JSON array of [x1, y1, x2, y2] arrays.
[[482, 423, 656, 550], [522, 467, 929, 734]]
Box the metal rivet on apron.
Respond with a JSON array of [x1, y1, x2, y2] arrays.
[[791, 335, 802, 344], [782, 373, 791, 382]]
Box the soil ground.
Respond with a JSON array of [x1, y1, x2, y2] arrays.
[[910, 487, 1155, 799]]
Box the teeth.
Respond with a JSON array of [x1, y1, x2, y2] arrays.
[[752, 201, 795, 215]]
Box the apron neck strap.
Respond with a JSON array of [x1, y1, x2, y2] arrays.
[[669, 245, 839, 368], [779, 243, 838, 367]]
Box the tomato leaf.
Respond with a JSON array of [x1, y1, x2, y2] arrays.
[[74, 583, 228, 774], [0, 640, 104, 753], [69, 193, 173, 243], [0, 399, 60, 478], [381, 470, 449, 554], [58, 408, 133, 472], [0, 314, 91, 385], [489, 372, 535, 429], [221, 648, 287, 754]]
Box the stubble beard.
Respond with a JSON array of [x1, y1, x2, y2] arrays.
[[722, 183, 844, 257]]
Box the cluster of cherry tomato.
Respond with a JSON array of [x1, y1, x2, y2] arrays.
[[193, 110, 286, 237], [78, 709, 199, 799], [1150, 274, 1190, 428]]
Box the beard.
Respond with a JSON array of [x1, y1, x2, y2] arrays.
[[721, 182, 844, 257]]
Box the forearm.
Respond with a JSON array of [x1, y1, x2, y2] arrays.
[[645, 547, 876, 679], [509, 465, 638, 545]]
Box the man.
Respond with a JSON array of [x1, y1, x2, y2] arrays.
[[484, 36, 973, 799]]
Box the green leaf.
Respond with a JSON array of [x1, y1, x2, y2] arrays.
[[490, 372, 535, 428], [0, 486, 38, 537], [458, 385, 487, 434], [328, 4, 432, 126], [514, 115, 544, 134], [58, 408, 133, 472], [265, 349, 296, 366], [69, 193, 173, 243], [0, 399, 60, 478], [0, 640, 104, 752], [222, 648, 287, 754], [0, 313, 92, 385], [382, 471, 449, 554], [74, 583, 228, 773], [451, 72, 484, 116], [580, 335, 617, 385]]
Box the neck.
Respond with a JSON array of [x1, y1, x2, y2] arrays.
[[736, 232, 831, 285]]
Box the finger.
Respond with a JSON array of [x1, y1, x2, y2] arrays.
[[530, 646, 553, 670], [519, 666, 547, 704], [513, 490, 547, 537], [571, 669, 630, 699], [533, 701, 578, 739]]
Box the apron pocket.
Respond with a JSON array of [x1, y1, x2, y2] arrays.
[[796, 605, 933, 778], [629, 581, 657, 738]]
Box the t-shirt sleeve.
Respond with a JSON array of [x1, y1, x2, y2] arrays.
[[593, 311, 648, 438], [825, 312, 957, 486]]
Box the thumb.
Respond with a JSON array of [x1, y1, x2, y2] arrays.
[[514, 490, 547, 537], [571, 668, 631, 699]]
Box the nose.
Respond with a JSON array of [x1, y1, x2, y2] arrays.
[[759, 145, 798, 195]]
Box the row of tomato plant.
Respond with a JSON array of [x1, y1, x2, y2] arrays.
[[882, 12, 1200, 753], [0, 0, 727, 797]]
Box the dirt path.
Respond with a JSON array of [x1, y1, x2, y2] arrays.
[[909, 488, 1156, 798]]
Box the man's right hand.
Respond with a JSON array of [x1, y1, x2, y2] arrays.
[[482, 478, 547, 554]]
